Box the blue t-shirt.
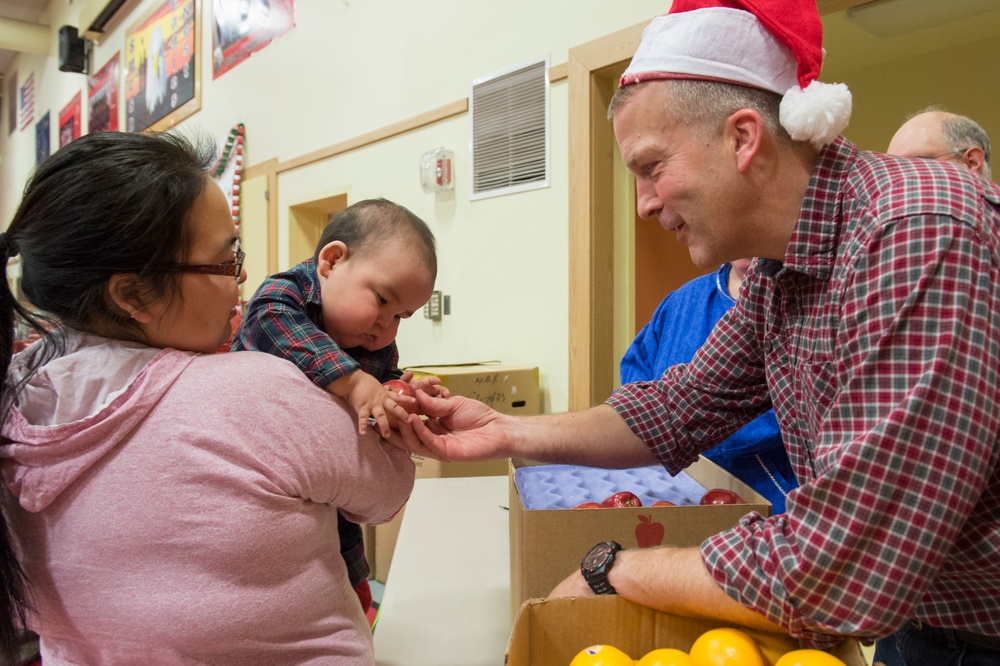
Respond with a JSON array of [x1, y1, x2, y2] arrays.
[[620, 264, 797, 512]]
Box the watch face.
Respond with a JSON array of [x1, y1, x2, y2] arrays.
[[582, 542, 613, 571]]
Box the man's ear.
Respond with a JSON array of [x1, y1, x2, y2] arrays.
[[316, 241, 348, 278], [106, 274, 154, 324], [726, 108, 764, 173], [962, 146, 986, 176]]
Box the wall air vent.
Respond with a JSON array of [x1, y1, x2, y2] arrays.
[[470, 55, 550, 200]]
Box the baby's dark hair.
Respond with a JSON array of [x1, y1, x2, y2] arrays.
[[314, 199, 437, 278]]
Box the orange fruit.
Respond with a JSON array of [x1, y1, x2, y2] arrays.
[[569, 643, 635, 666], [636, 647, 694, 665], [688, 628, 766, 666], [774, 649, 847, 666]]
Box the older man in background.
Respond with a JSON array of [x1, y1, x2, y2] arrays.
[[888, 106, 992, 180]]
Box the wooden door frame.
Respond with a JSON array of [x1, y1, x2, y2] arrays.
[[567, 21, 645, 411]]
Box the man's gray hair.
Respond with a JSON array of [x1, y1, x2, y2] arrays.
[[912, 105, 992, 180], [941, 114, 992, 180], [608, 79, 791, 144]]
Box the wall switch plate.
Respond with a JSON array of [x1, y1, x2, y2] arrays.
[[424, 290, 443, 321]]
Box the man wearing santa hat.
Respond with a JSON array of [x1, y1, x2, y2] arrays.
[[393, 2, 1000, 662]]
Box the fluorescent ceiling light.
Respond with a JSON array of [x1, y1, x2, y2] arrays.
[[846, 0, 999, 38]]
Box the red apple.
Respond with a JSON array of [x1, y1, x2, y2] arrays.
[[650, 500, 676, 507], [699, 488, 745, 505], [572, 502, 603, 509], [383, 379, 418, 414], [635, 514, 665, 547], [601, 491, 642, 508]]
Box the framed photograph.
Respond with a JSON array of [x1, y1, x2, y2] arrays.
[[7, 73, 16, 136], [88, 54, 120, 133], [59, 91, 82, 148], [125, 0, 200, 132], [35, 112, 50, 165], [212, 0, 294, 79]]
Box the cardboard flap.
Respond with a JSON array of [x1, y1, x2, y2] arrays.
[[506, 596, 866, 665]]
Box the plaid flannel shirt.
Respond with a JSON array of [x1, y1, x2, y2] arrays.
[[608, 137, 1000, 647], [233, 258, 402, 587]]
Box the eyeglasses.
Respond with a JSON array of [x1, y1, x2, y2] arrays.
[[926, 148, 971, 162], [168, 240, 245, 282]]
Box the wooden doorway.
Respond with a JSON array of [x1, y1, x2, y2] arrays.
[[288, 193, 349, 264], [633, 210, 707, 335]]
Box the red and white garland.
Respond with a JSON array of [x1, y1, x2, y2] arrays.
[[212, 123, 246, 231]]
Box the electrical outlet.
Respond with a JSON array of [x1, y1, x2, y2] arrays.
[[424, 290, 442, 321]]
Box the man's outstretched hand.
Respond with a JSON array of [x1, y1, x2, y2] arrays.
[[386, 392, 511, 463]]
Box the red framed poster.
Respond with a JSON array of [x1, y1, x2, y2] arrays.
[[212, 0, 294, 79], [59, 91, 82, 147], [88, 54, 120, 133]]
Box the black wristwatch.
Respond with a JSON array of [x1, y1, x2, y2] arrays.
[[581, 540, 622, 595]]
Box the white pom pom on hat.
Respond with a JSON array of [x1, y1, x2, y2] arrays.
[[620, 0, 852, 148]]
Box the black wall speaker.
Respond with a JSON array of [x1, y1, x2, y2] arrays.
[[58, 26, 88, 74]]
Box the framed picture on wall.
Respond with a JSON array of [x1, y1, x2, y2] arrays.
[[211, 0, 295, 79], [18, 72, 35, 132], [59, 91, 82, 147], [88, 53, 120, 133], [35, 112, 50, 165], [125, 0, 200, 132], [7, 73, 16, 136]]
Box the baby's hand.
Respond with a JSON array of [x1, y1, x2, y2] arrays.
[[398, 370, 451, 399], [330, 370, 412, 437], [382, 379, 419, 421]]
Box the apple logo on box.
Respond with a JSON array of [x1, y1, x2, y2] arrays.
[[635, 515, 665, 548]]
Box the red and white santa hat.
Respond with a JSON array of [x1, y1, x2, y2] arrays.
[[620, 0, 851, 148]]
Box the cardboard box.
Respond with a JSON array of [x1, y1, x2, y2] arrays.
[[506, 595, 867, 666], [509, 456, 771, 613], [361, 522, 376, 580], [372, 510, 402, 584], [406, 363, 540, 416]]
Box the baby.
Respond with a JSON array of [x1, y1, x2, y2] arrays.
[[233, 197, 443, 612]]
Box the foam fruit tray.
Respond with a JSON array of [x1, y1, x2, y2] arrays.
[[514, 464, 707, 510]]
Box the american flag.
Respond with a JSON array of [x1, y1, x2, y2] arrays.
[[19, 72, 34, 132]]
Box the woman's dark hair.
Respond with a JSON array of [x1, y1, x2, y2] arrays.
[[0, 130, 216, 660], [314, 198, 437, 279]]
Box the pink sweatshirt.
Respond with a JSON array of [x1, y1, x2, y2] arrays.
[[1, 330, 415, 665]]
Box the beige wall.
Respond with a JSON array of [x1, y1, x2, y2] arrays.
[[839, 34, 1000, 157], [0, 0, 666, 414], [2, 1, 999, 414]]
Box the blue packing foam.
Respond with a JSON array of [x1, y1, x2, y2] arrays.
[[514, 463, 707, 510]]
